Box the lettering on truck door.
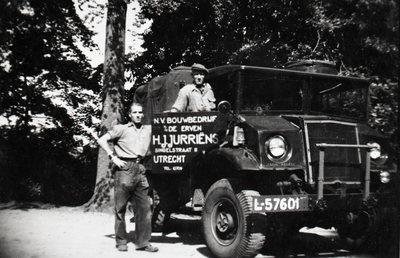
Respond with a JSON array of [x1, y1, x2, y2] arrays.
[[151, 113, 219, 173]]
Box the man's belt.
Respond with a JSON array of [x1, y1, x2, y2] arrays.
[[120, 157, 142, 163]]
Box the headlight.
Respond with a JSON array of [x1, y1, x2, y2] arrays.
[[233, 126, 245, 146], [380, 171, 391, 184], [265, 135, 287, 159], [368, 141, 381, 160]]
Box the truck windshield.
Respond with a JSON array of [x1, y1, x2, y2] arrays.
[[208, 68, 368, 120], [310, 78, 368, 120], [241, 72, 303, 113]]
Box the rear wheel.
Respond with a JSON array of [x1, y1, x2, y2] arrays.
[[202, 179, 266, 258], [337, 216, 369, 251], [337, 207, 398, 253], [152, 204, 169, 232], [150, 189, 172, 232], [336, 208, 380, 252]]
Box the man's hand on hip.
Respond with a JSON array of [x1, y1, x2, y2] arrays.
[[111, 157, 126, 168]]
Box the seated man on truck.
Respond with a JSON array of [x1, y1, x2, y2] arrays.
[[171, 63, 216, 112]]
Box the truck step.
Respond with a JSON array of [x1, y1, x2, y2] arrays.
[[170, 213, 202, 221]]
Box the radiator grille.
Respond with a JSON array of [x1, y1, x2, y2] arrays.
[[305, 121, 362, 183]]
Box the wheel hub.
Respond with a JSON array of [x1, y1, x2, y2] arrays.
[[216, 212, 234, 233]]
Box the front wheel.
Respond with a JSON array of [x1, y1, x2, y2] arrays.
[[202, 179, 266, 258], [337, 207, 398, 253]]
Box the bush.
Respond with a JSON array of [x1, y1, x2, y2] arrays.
[[0, 127, 96, 206]]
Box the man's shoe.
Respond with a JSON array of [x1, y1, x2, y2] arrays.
[[137, 244, 159, 252], [116, 244, 128, 252]]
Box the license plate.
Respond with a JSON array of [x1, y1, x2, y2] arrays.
[[252, 195, 310, 212]]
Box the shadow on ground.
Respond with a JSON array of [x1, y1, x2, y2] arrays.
[[0, 201, 57, 211]]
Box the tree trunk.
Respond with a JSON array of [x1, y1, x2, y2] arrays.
[[84, 0, 127, 213]]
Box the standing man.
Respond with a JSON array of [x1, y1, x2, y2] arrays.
[[171, 63, 216, 112], [97, 102, 158, 253]]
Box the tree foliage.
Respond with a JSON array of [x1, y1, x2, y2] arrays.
[[0, 0, 101, 205], [131, 0, 398, 75]]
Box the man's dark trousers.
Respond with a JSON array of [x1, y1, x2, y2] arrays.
[[114, 161, 151, 249]]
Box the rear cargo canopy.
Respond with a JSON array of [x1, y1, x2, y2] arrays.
[[134, 66, 194, 124], [284, 60, 338, 75]]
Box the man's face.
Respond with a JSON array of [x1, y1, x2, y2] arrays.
[[193, 71, 206, 86], [129, 105, 144, 123]]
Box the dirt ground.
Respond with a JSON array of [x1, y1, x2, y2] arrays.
[[0, 201, 398, 258], [0, 202, 210, 258]]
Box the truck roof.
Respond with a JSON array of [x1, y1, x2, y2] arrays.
[[208, 65, 369, 84]]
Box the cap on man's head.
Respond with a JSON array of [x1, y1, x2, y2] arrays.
[[191, 63, 209, 74]]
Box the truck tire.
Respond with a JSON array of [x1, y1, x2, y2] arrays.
[[337, 207, 398, 253], [337, 225, 369, 251], [150, 189, 171, 232], [336, 208, 379, 252], [202, 179, 266, 258], [151, 206, 173, 233]]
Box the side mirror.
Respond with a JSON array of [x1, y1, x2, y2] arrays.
[[218, 100, 231, 114]]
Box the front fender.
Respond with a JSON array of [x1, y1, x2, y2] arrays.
[[206, 147, 261, 171]]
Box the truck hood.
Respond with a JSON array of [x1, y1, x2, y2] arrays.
[[241, 115, 299, 131]]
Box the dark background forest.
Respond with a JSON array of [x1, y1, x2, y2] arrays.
[[0, 0, 398, 206]]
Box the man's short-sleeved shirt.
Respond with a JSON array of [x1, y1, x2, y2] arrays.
[[107, 123, 151, 158], [172, 83, 216, 112]]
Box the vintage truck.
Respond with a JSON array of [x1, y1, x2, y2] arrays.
[[134, 61, 398, 258]]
